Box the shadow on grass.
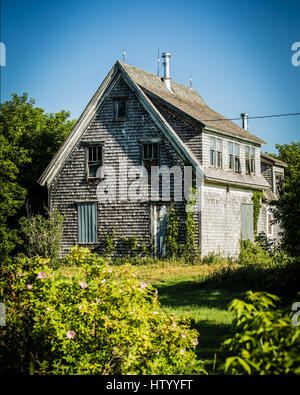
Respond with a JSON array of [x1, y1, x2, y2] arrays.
[[156, 281, 243, 373]]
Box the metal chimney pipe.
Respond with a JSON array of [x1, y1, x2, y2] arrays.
[[162, 52, 172, 91], [241, 113, 248, 130]]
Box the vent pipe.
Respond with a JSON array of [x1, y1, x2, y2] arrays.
[[241, 113, 248, 130], [162, 52, 172, 92]]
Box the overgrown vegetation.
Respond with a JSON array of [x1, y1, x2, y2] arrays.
[[165, 202, 180, 258], [0, 247, 206, 375], [19, 209, 64, 266], [221, 291, 300, 375], [0, 93, 75, 264], [252, 190, 263, 235]]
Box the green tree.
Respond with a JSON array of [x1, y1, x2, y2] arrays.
[[0, 93, 76, 260], [271, 142, 300, 256]]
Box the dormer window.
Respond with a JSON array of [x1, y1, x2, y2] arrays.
[[210, 137, 216, 166], [234, 143, 241, 173], [115, 98, 127, 119], [210, 136, 222, 168], [245, 146, 255, 174], [216, 138, 222, 168]]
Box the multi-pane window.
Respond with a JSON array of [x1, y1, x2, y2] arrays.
[[216, 138, 222, 168], [143, 143, 159, 175], [228, 142, 234, 169], [115, 99, 127, 119], [245, 146, 255, 174], [210, 137, 216, 166], [78, 203, 97, 243], [228, 142, 241, 172], [87, 146, 102, 178], [234, 143, 241, 173]]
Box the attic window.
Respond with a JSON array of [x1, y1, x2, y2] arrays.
[[86, 145, 103, 179], [142, 143, 159, 175], [115, 99, 127, 119]]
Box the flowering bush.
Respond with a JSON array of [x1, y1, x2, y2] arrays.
[[0, 249, 206, 375]]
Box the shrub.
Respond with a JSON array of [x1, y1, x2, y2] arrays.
[[238, 240, 273, 266], [221, 291, 300, 375], [103, 228, 116, 257], [0, 248, 206, 375], [121, 236, 139, 258], [19, 209, 63, 265]]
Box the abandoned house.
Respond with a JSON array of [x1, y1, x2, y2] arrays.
[[38, 53, 287, 257]]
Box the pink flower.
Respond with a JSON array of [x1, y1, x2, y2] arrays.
[[36, 272, 46, 280], [153, 311, 159, 315], [179, 349, 185, 355], [79, 282, 87, 289], [181, 331, 186, 339], [193, 338, 199, 346], [46, 307, 50, 312], [101, 279, 106, 284], [67, 330, 75, 339], [16, 272, 22, 278], [140, 282, 147, 290], [107, 268, 113, 273], [27, 284, 33, 289]]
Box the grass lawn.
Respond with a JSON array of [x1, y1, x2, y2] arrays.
[[131, 263, 241, 373]]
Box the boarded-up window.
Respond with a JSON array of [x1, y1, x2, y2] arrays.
[[241, 204, 254, 242], [78, 203, 97, 243], [153, 204, 167, 257]]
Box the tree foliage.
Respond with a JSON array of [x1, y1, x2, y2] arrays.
[[0, 93, 76, 260], [271, 142, 300, 256]]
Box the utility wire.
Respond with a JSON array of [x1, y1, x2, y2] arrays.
[[201, 112, 300, 122]]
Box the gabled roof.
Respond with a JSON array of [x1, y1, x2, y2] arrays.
[[261, 152, 288, 167], [38, 61, 204, 186], [120, 62, 266, 145]]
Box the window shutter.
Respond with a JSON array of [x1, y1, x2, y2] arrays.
[[78, 203, 97, 243], [241, 204, 254, 242]]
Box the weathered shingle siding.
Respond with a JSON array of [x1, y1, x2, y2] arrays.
[[261, 163, 273, 189], [201, 184, 253, 257], [49, 76, 191, 256], [150, 101, 203, 163]]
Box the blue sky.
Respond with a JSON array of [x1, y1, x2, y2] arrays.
[[1, 0, 299, 153]]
